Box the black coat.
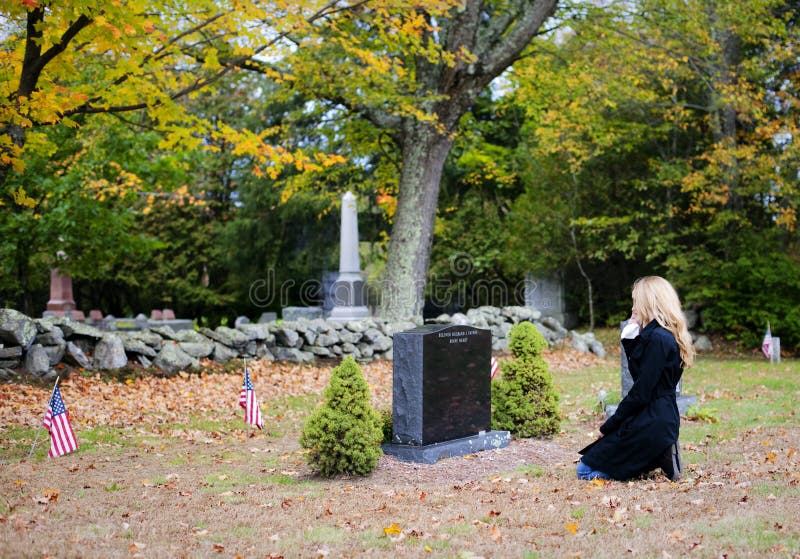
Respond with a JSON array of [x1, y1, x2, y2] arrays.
[[580, 320, 683, 480]]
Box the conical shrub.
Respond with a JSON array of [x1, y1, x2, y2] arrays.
[[300, 356, 383, 477], [491, 321, 561, 438]]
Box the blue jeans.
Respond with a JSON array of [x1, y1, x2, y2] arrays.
[[576, 460, 610, 480]]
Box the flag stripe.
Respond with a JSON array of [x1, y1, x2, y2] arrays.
[[762, 324, 772, 359], [240, 368, 263, 429], [43, 386, 78, 458]]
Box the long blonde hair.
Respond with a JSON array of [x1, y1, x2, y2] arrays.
[[632, 276, 695, 368]]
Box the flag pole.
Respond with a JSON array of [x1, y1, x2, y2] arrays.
[[242, 357, 248, 433], [28, 375, 61, 459]]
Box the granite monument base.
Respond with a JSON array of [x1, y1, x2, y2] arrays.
[[382, 430, 510, 464]]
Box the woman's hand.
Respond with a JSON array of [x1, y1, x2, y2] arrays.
[[629, 309, 641, 326]]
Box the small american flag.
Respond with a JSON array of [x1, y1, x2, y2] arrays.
[[762, 323, 772, 359], [490, 356, 499, 379], [239, 367, 263, 429], [43, 386, 78, 458]]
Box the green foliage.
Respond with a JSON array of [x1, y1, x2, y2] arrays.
[[300, 357, 383, 477], [507, 321, 549, 361], [668, 237, 800, 349], [685, 405, 719, 424], [491, 322, 561, 438], [499, 0, 800, 345], [378, 408, 393, 444]]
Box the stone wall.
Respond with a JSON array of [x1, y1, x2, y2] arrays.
[[0, 306, 601, 380]]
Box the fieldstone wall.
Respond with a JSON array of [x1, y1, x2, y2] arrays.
[[0, 306, 601, 380]]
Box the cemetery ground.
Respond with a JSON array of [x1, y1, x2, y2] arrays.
[[1, 332, 798, 558]]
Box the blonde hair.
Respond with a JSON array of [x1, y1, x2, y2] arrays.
[[632, 276, 695, 368]]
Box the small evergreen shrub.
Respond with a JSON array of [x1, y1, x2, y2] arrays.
[[491, 322, 561, 438], [379, 408, 393, 443], [300, 356, 383, 477]]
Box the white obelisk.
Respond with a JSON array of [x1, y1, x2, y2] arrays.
[[328, 191, 370, 320]]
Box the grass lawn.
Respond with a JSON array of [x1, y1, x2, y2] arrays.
[[1, 349, 798, 558]]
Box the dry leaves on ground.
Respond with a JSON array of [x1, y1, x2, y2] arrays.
[[0, 350, 601, 431]]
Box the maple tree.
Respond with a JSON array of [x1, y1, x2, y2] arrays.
[[505, 0, 800, 339], [285, 0, 559, 320], [0, 0, 368, 196], [0, 0, 423, 316]]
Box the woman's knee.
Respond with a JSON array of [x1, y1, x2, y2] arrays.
[[576, 460, 609, 480]]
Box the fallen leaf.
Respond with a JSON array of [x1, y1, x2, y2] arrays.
[[610, 507, 628, 523], [566, 522, 579, 535], [213, 543, 224, 552], [490, 525, 502, 542], [42, 489, 59, 502], [383, 523, 402, 536], [766, 451, 777, 463]]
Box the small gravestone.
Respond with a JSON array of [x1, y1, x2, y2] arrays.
[[524, 273, 573, 328], [135, 313, 149, 329], [770, 337, 781, 364], [45, 266, 85, 321], [382, 324, 509, 463], [606, 320, 696, 418], [258, 311, 277, 324]]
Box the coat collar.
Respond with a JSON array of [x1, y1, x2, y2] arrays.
[[640, 319, 661, 338]]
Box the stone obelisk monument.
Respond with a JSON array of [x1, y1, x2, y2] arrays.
[[328, 191, 370, 320], [44, 251, 85, 320]]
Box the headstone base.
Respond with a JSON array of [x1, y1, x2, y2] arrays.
[[605, 394, 697, 419], [42, 309, 86, 321], [381, 430, 510, 464], [327, 305, 370, 321]]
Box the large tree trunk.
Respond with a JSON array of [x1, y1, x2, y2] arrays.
[[381, 121, 453, 321], [374, 0, 557, 320]]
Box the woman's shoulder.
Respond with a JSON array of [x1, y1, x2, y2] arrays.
[[641, 321, 678, 347]]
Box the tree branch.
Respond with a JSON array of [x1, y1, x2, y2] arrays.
[[63, 0, 359, 118], [18, 9, 93, 98]]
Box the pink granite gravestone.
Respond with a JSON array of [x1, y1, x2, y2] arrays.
[[46, 269, 85, 320]]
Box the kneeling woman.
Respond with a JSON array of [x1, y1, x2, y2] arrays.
[[578, 276, 695, 481]]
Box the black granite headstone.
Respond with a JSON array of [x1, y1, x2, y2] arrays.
[[383, 324, 509, 463]]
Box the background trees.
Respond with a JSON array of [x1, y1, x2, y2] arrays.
[[2, 0, 798, 349], [285, 0, 558, 320], [506, 0, 800, 345]]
